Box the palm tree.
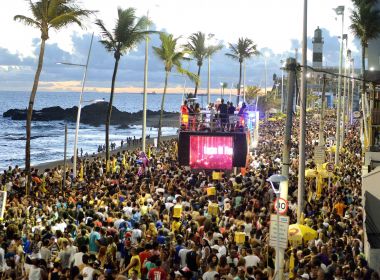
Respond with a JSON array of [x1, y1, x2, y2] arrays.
[[350, 0, 380, 143], [96, 8, 151, 163], [225, 38, 260, 105], [153, 33, 198, 147], [185, 32, 208, 97], [14, 0, 92, 193]]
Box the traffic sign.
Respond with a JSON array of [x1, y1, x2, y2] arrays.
[[274, 198, 288, 215], [326, 163, 334, 172], [269, 214, 290, 249], [353, 111, 361, 119], [314, 146, 325, 165]]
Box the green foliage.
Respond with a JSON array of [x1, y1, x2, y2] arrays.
[[245, 85, 261, 103], [153, 33, 198, 83], [225, 37, 260, 63], [14, 0, 93, 39], [184, 32, 207, 67], [96, 8, 151, 57], [350, 0, 380, 46]]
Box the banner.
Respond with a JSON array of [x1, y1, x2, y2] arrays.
[[0, 191, 7, 219]]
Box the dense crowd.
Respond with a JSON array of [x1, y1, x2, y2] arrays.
[[0, 109, 377, 280]]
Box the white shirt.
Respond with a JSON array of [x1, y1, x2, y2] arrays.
[[0, 247, 8, 272], [244, 254, 260, 268], [179, 248, 190, 268], [203, 271, 218, 280], [28, 265, 41, 280], [73, 252, 84, 267], [82, 266, 95, 280], [218, 245, 227, 258]]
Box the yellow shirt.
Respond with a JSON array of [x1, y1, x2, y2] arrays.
[[128, 255, 141, 278]]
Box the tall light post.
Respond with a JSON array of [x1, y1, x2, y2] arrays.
[[297, 0, 308, 224], [280, 60, 285, 113], [264, 51, 270, 101], [142, 10, 150, 154], [220, 82, 223, 99], [334, 5, 345, 165], [341, 35, 348, 146], [350, 57, 355, 124], [57, 33, 94, 178], [207, 33, 215, 105], [267, 174, 288, 280], [243, 61, 247, 102]]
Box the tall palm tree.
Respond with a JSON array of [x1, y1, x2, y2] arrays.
[[153, 33, 198, 147], [185, 32, 207, 97], [225, 38, 260, 105], [96, 8, 151, 162], [350, 0, 380, 143], [14, 0, 92, 192]]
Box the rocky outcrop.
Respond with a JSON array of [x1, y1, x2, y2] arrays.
[[3, 102, 179, 127]]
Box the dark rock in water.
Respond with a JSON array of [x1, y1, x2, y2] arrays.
[[3, 102, 179, 127]]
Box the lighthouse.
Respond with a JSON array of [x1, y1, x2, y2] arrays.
[[312, 27, 324, 68]]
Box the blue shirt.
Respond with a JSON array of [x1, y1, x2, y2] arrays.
[[89, 231, 100, 253]]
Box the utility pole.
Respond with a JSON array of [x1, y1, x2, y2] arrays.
[[319, 75, 327, 145], [334, 5, 345, 165], [341, 35, 348, 146], [282, 58, 296, 179], [142, 11, 149, 153], [63, 124, 67, 193], [297, 0, 308, 224]]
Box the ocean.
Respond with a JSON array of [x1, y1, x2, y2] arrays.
[[0, 91, 215, 170]]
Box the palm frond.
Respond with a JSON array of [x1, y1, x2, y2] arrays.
[[177, 67, 199, 84], [14, 15, 41, 28], [95, 19, 116, 45], [48, 9, 92, 29], [206, 44, 223, 57]]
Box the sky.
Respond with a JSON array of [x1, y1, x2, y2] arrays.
[[0, 0, 360, 93]]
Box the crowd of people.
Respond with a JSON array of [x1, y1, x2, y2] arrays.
[[0, 108, 377, 280], [180, 99, 248, 132]]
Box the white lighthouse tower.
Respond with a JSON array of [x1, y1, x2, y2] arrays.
[[312, 27, 324, 68]]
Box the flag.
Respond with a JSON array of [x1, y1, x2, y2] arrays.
[[79, 163, 84, 181], [106, 160, 110, 173], [289, 251, 295, 278], [122, 154, 126, 168], [112, 158, 117, 173], [147, 146, 151, 158]]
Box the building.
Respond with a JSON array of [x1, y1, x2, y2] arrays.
[[368, 1, 380, 71], [312, 27, 324, 69]]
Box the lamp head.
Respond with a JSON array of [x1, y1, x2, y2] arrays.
[[334, 5, 344, 16], [267, 174, 287, 183]]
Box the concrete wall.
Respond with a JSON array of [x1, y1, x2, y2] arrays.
[[363, 166, 380, 272]]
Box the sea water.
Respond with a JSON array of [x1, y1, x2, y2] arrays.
[[0, 91, 217, 170]]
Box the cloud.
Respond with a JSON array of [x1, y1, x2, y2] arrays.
[[0, 26, 357, 92]]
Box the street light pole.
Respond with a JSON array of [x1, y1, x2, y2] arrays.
[[243, 61, 246, 102], [297, 0, 308, 224], [142, 11, 150, 153], [264, 52, 269, 101], [334, 5, 345, 165], [72, 33, 94, 178], [267, 174, 288, 280], [281, 60, 285, 113], [207, 34, 215, 106]]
